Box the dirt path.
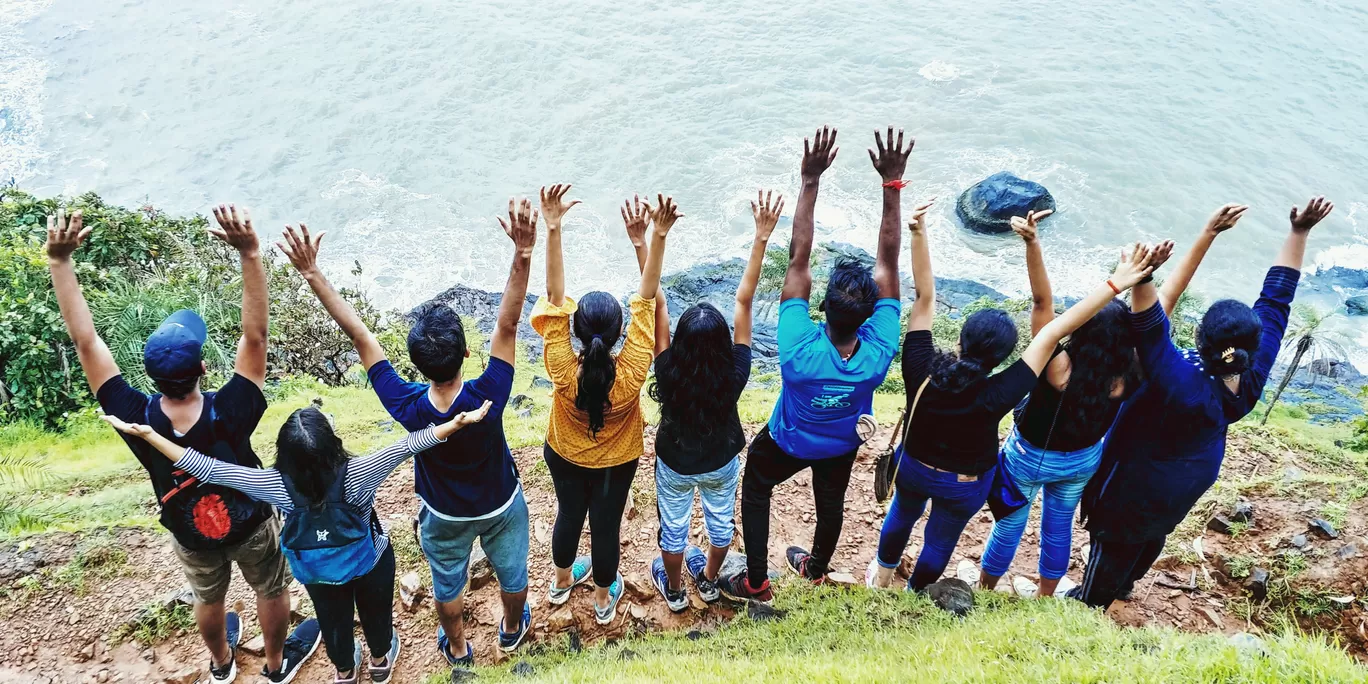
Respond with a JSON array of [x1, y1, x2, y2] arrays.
[[1, 425, 1363, 683]]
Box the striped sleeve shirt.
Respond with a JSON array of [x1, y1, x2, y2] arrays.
[[177, 427, 444, 561]]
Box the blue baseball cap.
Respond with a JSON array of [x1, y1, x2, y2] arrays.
[[143, 309, 207, 382]]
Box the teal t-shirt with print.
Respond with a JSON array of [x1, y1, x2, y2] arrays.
[[767, 298, 902, 459]]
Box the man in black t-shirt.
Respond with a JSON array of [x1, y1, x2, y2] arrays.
[[46, 207, 318, 683]]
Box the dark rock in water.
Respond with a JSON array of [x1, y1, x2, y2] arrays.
[[1308, 519, 1339, 539], [1308, 358, 1365, 383], [934, 278, 1010, 311], [529, 376, 553, 390], [747, 600, 786, 622], [1244, 567, 1270, 603], [512, 662, 536, 677], [925, 578, 975, 616], [1230, 501, 1254, 524], [1347, 295, 1368, 316], [1207, 515, 1235, 535], [420, 283, 542, 359], [1271, 355, 1367, 424], [956, 172, 1056, 234], [819, 242, 876, 269], [1301, 266, 1368, 294]]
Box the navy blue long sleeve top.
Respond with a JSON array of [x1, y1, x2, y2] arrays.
[[1082, 266, 1299, 544]]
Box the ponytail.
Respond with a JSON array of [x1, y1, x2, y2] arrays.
[[1197, 299, 1261, 377], [930, 308, 1018, 393], [571, 291, 625, 439]]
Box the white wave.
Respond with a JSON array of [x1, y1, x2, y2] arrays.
[[919, 60, 961, 82], [0, 0, 54, 183]]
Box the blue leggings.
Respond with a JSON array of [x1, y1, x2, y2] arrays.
[[876, 451, 994, 591], [980, 431, 1102, 580]]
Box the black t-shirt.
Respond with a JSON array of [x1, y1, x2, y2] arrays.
[[653, 344, 752, 475], [98, 374, 273, 551], [1014, 374, 1123, 453], [900, 330, 1038, 475]]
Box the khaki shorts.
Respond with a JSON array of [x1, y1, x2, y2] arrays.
[[171, 516, 291, 605]]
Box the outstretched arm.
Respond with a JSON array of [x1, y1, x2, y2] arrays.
[[210, 205, 268, 388], [640, 195, 681, 303], [1159, 203, 1247, 316], [1276, 196, 1333, 271], [622, 196, 671, 354], [45, 210, 120, 394], [781, 126, 838, 303], [278, 224, 387, 370], [869, 126, 914, 300], [493, 195, 542, 365], [906, 198, 937, 333], [1010, 210, 1055, 335], [545, 189, 567, 308], [736, 191, 784, 346]]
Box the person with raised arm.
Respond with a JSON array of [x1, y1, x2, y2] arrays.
[[723, 127, 909, 603], [47, 206, 319, 683], [1073, 197, 1333, 609], [102, 403, 489, 684], [644, 191, 784, 611], [1157, 203, 1250, 315], [278, 198, 540, 671], [867, 196, 1162, 591], [976, 209, 1144, 597], [532, 190, 676, 625]]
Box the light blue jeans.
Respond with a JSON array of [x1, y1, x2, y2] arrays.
[[655, 456, 740, 554], [980, 429, 1103, 580]]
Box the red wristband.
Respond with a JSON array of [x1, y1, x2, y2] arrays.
[[1106, 279, 1121, 295], [882, 179, 909, 189]]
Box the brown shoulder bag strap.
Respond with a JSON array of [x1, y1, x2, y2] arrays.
[[889, 377, 932, 488]]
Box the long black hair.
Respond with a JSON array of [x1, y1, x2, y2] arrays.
[[572, 291, 624, 438], [649, 303, 733, 441], [1055, 300, 1138, 442], [929, 308, 1019, 393], [1197, 299, 1262, 376], [274, 407, 350, 502]]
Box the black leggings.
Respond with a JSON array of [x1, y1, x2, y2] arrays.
[[303, 543, 395, 672], [741, 426, 856, 582], [1067, 535, 1165, 609], [543, 443, 640, 588]]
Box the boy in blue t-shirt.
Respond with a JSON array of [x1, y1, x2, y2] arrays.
[[723, 127, 916, 603], [279, 199, 542, 666]]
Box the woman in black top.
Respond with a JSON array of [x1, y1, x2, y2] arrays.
[[645, 191, 781, 611], [867, 203, 1166, 591]]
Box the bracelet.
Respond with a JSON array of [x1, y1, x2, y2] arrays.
[[1106, 279, 1121, 295], [882, 179, 909, 189]]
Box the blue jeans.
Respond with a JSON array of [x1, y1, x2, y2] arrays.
[[876, 450, 995, 591], [418, 488, 530, 603], [655, 456, 740, 554], [980, 429, 1103, 580]]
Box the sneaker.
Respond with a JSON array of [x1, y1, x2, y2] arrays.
[[498, 602, 532, 653], [684, 546, 719, 603], [594, 574, 625, 625], [368, 630, 401, 683], [437, 626, 474, 667], [720, 569, 773, 603], [333, 641, 362, 684], [262, 617, 321, 684], [865, 558, 882, 588], [548, 555, 593, 606], [208, 610, 242, 683], [785, 546, 826, 584], [651, 557, 688, 613]]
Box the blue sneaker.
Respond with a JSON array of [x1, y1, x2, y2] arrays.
[[498, 602, 532, 653], [368, 630, 400, 683], [437, 626, 474, 667], [684, 546, 720, 603], [209, 610, 241, 683], [594, 573, 625, 625], [263, 617, 321, 683], [334, 641, 362, 683], [548, 555, 592, 605], [651, 557, 688, 613]]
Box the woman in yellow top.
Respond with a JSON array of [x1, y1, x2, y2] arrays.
[[530, 185, 679, 624]]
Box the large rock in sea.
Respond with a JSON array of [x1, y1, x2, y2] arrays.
[[1346, 295, 1368, 316], [956, 172, 1056, 234]]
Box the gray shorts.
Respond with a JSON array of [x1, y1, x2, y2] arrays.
[[171, 516, 291, 605]]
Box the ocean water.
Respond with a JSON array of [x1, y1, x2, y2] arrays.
[[5, 0, 1368, 325]]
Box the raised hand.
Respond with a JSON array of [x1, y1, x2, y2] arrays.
[[909, 197, 937, 234], [539, 183, 580, 230], [1009, 208, 1053, 243], [751, 190, 785, 242], [801, 126, 839, 180], [1204, 203, 1248, 235], [868, 126, 915, 181], [101, 414, 155, 439], [1111, 242, 1156, 290], [621, 194, 652, 248], [1290, 196, 1334, 234], [435, 400, 492, 440], [500, 197, 539, 258], [648, 194, 683, 236], [209, 204, 260, 255], [276, 224, 325, 276], [1148, 239, 1177, 270], [44, 209, 90, 262]]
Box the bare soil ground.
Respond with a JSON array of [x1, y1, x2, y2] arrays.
[[0, 425, 1362, 683]]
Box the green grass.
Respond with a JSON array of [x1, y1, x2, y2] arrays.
[[439, 583, 1366, 683], [111, 600, 197, 646]]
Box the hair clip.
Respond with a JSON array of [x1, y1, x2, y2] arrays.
[[1221, 347, 1236, 364]]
